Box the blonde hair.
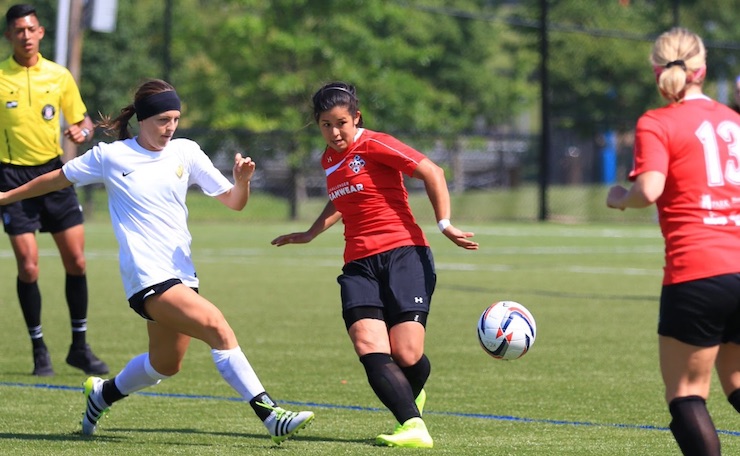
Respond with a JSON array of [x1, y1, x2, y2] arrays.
[[651, 27, 706, 103]]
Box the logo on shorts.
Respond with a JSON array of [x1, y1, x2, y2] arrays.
[[348, 155, 365, 173], [41, 104, 55, 120], [414, 296, 424, 304], [5, 101, 18, 109]]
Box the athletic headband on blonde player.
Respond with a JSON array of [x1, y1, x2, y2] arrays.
[[134, 90, 181, 121]]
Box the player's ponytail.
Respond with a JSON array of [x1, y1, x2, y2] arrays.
[[651, 27, 706, 103]]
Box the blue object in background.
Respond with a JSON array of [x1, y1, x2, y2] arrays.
[[602, 130, 617, 184]]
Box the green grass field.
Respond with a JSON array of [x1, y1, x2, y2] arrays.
[[0, 192, 738, 455]]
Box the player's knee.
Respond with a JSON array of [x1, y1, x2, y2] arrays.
[[203, 318, 237, 349], [390, 348, 423, 367], [64, 256, 86, 275], [17, 263, 39, 282]]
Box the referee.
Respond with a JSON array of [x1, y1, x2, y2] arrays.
[[1, 4, 108, 376]]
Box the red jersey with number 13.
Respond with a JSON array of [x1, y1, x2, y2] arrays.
[[323, 128, 429, 264], [629, 97, 740, 285]]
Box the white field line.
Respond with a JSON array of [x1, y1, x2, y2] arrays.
[[0, 246, 661, 276]]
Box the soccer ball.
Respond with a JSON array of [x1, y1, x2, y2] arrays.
[[477, 301, 536, 360]]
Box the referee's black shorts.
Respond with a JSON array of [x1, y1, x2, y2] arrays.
[[659, 273, 740, 347], [0, 157, 83, 235], [339, 245, 436, 330]]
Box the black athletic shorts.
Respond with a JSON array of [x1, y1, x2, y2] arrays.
[[0, 158, 83, 235], [658, 273, 740, 347], [128, 278, 199, 321], [339, 245, 436, 330]]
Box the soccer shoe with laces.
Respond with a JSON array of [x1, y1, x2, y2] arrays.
[[393, 388, 427, 433], [32, 347, 55, 377], [66, 344, 110, 375], [81, 376, 110, 435], [258, 402, 315, 444], [376, 417, 433, 448]]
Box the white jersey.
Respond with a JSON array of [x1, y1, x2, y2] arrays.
[[62, 137, 233, 298]]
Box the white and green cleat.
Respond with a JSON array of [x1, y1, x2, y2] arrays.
[[81, 376, 110, 436], [258, 401, 315, 444]]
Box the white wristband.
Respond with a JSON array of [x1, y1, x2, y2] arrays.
[[437, 219, 451, 232]]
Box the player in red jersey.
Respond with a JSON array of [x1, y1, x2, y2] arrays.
[[272, 81, 478, 448], [607, 28, 740, 456]]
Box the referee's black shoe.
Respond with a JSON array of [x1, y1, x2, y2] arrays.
[[32, 347, 55, 376], [66, 344, 109, 375]]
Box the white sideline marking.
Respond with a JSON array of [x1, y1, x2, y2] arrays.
[[0, 247, 660, 276]]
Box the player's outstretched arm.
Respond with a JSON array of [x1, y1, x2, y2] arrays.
[[271, 200, 341, 246], [0, 169, 73, 206]]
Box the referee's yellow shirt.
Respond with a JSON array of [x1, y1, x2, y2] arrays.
[[0, 54, 88, 166]]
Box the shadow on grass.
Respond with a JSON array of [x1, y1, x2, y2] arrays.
[[0, 431, 124, 442], [109, 427, 373, 445]]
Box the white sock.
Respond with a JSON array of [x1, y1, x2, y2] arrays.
[[211, 346, 265, 401], [113, 353, 170, 395]]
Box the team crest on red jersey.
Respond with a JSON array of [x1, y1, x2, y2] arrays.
[[349, 155, 365, 173]]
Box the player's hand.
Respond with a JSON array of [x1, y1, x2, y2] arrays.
[[442, 225, 479, 250], [233, 153, 255, 184], [271, 232, 314, 246], [606, 185, 628, 210]]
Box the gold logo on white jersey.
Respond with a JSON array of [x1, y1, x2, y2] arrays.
[[176, 164, 184, 178]]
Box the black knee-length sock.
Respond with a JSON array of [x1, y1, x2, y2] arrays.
[[399, 354, 431, 399], [727, 388, 740, 413], [66, 274, 88, 348], [360, 353, 418, 424], [17, 278, 45, 349], [668, 396, 721, 456]]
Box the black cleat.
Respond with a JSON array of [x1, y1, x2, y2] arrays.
[[66, 344, 109, 375], [32, 347, 55, 376]]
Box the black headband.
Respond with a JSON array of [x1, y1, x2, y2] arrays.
[[323, 86, 356, 100], [134, 91, 181, 121]]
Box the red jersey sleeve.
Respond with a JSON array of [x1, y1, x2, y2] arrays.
[[365, 132, 427, 176], [629, 111, 670, 181]]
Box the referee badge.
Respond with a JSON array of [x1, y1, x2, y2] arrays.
[[41, 104, 55, 120]]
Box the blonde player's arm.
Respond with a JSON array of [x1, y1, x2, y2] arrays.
[[0, 169, 73, 205], [606, 171, 666, 210]]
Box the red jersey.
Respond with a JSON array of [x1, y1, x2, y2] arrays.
[[629, 96, 740, 284], [322, 128, 429, 263]]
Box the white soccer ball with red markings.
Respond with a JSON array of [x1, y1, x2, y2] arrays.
[[477, 301, 536, 360]]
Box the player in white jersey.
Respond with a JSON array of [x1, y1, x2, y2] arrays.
[[0, 79, 314, 444]]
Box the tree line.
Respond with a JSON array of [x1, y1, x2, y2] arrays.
[[2, 0, 739, 141]]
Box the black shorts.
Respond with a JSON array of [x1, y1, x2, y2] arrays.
[[128, 279, 199, 321], [0, 158, 83, 235], [339, 245, 436, 330], [658, 273, 740, 347]]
